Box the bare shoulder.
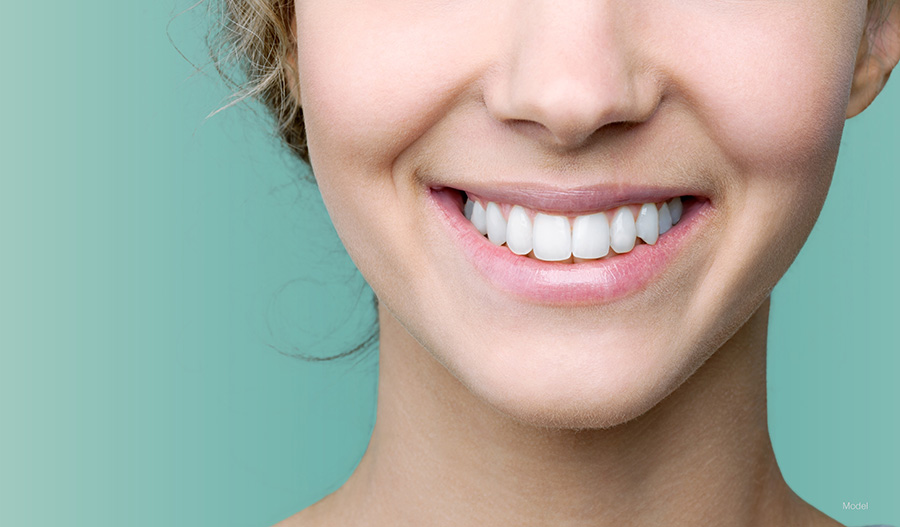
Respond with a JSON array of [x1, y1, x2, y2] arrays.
[[271, 508, 323, 527], [271, 492, 347, 527], [271, 508, 318, 527], [271, 503, 329, 527]]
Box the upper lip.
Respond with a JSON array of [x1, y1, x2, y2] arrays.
[[435, 182, 701, 215]]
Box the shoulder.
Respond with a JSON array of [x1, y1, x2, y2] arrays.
[[271, 508, 323, 527], [271, 492, 349, 527]]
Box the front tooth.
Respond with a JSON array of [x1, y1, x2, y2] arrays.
[[658, 202, 672, 235], [533, 213, 572, 261], [470, 201, 487, 235], [572, 212, 609, 259], [609, 206, 637, 254], [464, 198, 475, 220], [668, 197, 683, 224], [635, 203, 659, 245], [506, 205, 533, 256], [485, 202, 507, 245]]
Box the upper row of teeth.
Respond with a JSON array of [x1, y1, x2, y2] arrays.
[[464, 196, 683, 262]]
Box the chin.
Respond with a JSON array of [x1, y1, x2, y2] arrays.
[[430, 328, 703, 430], [465, 368, 677, 431]]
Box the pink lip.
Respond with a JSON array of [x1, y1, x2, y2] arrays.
[[454, 182, 697, 215], [427, 187, 710, 305]]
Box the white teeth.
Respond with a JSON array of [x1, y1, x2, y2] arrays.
[[658, 202, 672, 235], [464, 196, 688, 261], [506, 205, 533, 256], [533, 213, 572, 262], [571, 212, 610, 259], [470, 201, 487, 235], [609, 206, 637, 254], [668, 197, 683, 224], [635, 203, 659, 245], [486, 202, 507, 246]]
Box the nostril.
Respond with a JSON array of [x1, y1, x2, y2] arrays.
[[493, 94, 655, 150], [482, 29, 664, 152]]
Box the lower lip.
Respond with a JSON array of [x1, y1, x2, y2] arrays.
[[428, 188, 710, 305]]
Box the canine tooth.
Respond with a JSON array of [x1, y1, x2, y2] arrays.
[[533, 213, 571, 262], [506, 205, 533, 255], [658, 202, 672, 235], [635, 203, 659, 245], [471, 201, 487, 235], [609, 206, 637, 254], [668, 197, 683, 224], [572, 212, 609, 259], [486, 202, 507, 245], [464, 198, 474, 220]]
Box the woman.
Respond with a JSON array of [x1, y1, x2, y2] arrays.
[[213, 1, 900, 525]]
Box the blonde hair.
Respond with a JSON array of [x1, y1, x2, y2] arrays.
[[211, 0, 894, 166], [211, 0, 305, 162]]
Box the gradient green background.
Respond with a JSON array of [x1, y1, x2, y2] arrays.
[[0, 2, 897, 526]]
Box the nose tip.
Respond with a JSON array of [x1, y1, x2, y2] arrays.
[[483, 4, 661, 150], [489, 72, 659, 148]]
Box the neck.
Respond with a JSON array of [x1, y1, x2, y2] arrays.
[[323, 298, 829, 527]]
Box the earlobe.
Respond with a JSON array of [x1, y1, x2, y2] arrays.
[[284, 48, 301, 105], [847, 1, 900, 118], [284, 16, 301, 105]]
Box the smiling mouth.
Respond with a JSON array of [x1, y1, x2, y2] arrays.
[[428, 185, 709, 304], [462, 193, 690, 263]]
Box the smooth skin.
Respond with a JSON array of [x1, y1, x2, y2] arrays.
[[279, 1, 900, 526]]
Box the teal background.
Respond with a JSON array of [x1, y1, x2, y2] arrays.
[[0, 2, 896, 526]]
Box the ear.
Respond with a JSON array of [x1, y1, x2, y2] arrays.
[[847, 1, 900, 118], [284, 15, 302, 105]]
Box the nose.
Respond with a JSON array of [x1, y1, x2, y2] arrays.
[[484, 1, 661, 150]]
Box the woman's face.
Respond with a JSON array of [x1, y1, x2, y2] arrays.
[[294, 1, 868, 428]]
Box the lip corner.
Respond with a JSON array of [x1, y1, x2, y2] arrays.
[[426, 185, 711, 306]]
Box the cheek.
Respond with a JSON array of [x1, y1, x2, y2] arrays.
[[296, 4, 462, 252], [665, 8, 861, 178], [294, 3, 502, 301], [642, 6, 866, 345], [293, 7, 425, 277], [296, 3, 493, 173], [652, 7, 864, 271]]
